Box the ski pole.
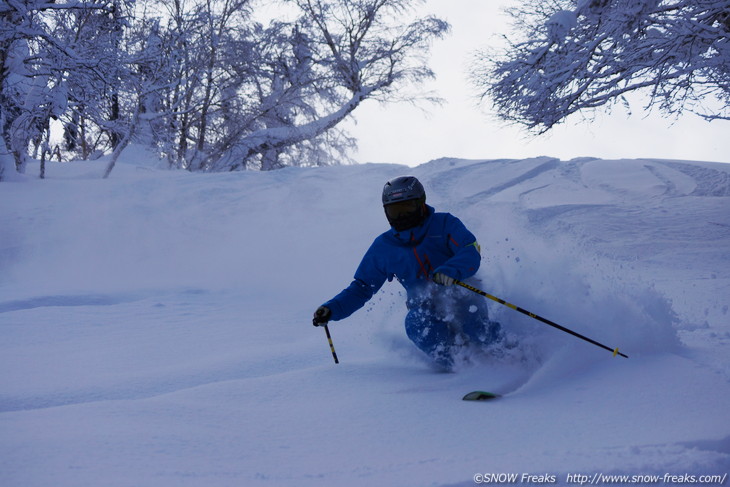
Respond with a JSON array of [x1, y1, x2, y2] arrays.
[[323, 324, 339, 364], [454, 280, 628, 358]]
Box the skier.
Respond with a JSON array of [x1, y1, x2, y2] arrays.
[[313, 176, 501, 370]]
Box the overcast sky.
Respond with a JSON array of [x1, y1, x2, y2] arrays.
[[342, 0, 729, 167]]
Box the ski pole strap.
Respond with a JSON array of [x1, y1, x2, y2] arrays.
[[323, 324, 340, 364], [454, 280, 628, 358]]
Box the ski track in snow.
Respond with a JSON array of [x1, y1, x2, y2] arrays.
[[1, 153, 729, 486]]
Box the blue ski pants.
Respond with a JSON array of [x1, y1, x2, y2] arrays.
[[404, 287, 501, 370]]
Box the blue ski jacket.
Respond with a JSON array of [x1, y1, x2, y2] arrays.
[[323, 205, 481, 321]]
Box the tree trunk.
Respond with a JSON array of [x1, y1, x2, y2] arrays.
[[103, 107, 139, 179]]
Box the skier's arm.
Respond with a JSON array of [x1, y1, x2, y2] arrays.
[[321, 244, 388, 322], [432, 216, 481, 282]]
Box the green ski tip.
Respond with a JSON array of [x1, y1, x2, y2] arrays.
[[462, 390, 501, 401]]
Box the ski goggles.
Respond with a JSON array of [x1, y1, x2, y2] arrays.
[[384, 199, 422, 219]]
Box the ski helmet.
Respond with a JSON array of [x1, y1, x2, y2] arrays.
[[382, 176, 425, 205], [382, 176, 428, 231]]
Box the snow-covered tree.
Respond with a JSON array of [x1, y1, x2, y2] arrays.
[[0, 0, 137, 178], [203, 0, 450, 171], [137, 0, 255, 171], [473, 0, 730, 132], [2, 0, 448, 178], [0, 0, 72, 175], [57, 1, 137, 158]]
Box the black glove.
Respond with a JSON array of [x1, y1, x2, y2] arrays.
[[312, 306, 332, 326]]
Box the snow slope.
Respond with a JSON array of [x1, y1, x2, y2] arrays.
[[1, 151, 729, 486]]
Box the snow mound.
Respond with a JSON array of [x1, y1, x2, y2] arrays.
[[1, 156, 729, 486]]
